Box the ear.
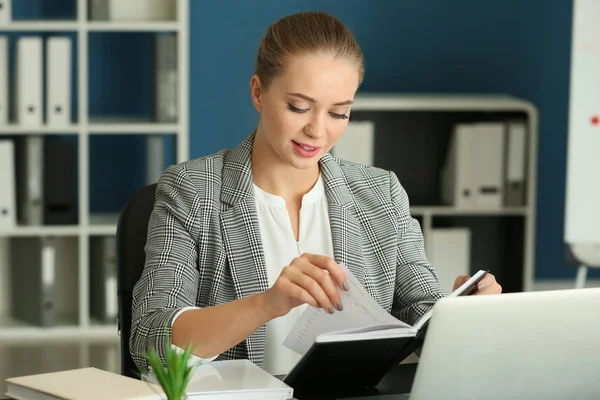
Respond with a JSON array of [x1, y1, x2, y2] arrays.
[[250, 75, 263, 112]]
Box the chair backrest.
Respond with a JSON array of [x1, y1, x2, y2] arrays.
[[115, 183, 157, 379]]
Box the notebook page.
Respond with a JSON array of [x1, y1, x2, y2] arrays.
[[282, 263, 409, 355]]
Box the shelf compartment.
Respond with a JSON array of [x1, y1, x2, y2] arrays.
[[0, 236, 80, 332]]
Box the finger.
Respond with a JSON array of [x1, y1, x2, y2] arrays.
[[452, 275, 470, 291], [301, 253, 348, 291], [476, 274, 495, 291], [287, 266, 337, 313], [297, 260, 343, 311]]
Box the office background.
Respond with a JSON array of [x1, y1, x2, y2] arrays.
[[7, 0, 595, 281]]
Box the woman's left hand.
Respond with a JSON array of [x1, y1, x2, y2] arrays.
[[452, 273, 502, 295]]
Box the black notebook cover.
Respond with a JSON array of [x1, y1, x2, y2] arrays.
[[283, 331, 425, 395]]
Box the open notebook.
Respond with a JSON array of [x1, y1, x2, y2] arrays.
[[282, 268, 488, 394]]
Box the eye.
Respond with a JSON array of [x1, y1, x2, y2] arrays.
[[287, 104, 308, 113], [330, 112, 349, 120]]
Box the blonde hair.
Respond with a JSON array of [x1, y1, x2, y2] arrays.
[[255, 11, 365, 88]]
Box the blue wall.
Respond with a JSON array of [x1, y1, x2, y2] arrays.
[[9, 0, 591, 281]]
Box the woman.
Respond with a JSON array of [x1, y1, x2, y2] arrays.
[[130, 10, 502, 377]]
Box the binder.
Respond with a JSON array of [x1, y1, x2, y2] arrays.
[[332, 120, 375, 166], [46, 37, 72, 127], [440, 124, 476, 208], [154, 33, 177, 122], [504, 120, 527, 206], [0, 0, 11, 23], [44, 138, 77, 225], [0, 139, 16, 230], [471, 123, 505, 209], [146, 135, 165, 184], [10, 237, 56, 327], [0, 36, 8, 124], [89, 236, 117, 323], [90, 0, 176, 21], [15, 37, 43, 126], [427, 228, 471, 293], [14, 135, 44, 225]]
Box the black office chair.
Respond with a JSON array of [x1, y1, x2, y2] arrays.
[[115, 183, 157, 379]]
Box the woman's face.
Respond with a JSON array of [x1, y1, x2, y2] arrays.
[[250, 54, 360, 171]]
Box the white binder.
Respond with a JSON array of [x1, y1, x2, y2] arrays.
[[0, 0, 11, 23], [427, 228, 471, 294], [0, 36, 8, 124], [441, 124, 476, 208], [471, 122, 505, 209], [155, 33, 177, 122], [0, 140, 16, 230], [504, 120, 527, 206], [90, 0, 176, 21], [15, 37, 43, 126], [332, 120, 375, 166], [146, 135, 165, 184], [46, 37, 72, 127]]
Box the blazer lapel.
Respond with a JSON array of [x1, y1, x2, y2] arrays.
[[319, 154, 367, 288], [219, 132, 268, 365]]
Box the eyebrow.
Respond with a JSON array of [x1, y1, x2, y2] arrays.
[[287, 92, 353, 106]]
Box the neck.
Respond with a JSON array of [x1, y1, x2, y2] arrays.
[[251, 130, 320, 200]]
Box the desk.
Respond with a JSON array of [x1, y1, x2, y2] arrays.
[[290, 362, 417, 400], [2, 363, 417, 400]]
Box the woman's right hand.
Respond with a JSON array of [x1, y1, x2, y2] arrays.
[[261, 253, 349, 319]]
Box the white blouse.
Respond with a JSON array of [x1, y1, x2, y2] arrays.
[[171, 174, 335, 376]]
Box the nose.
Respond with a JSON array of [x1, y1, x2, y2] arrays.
[[304, 113, 326, 139]]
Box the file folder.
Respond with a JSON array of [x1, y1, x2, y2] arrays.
[[90, 236, 117, 323], [14, 135, 44, 225], [0, 0, 11, 24], [0, 36, 7, 124], [471, 123, 505, 209], [0, 139, 16, 230], [154, 33, 177, 122], [504, 120, 527, 206], [10, 237, 56, 327], [441, 124, 476, 208], [332, 120, 375, 166], [46, 37, 72, 127], [15, 37, 43, 126]]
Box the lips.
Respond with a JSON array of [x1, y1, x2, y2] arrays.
[[293, 141, 321, 151]]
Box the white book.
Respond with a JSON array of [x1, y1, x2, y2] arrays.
[[15, 37, 43, 126], [0, 140, 16, 230], [5, 367, 164, 400], [0, 0, 11, 23], [332, 120, 375, 166], [46, 37, 72, 126], [0, 36, 8, 124]]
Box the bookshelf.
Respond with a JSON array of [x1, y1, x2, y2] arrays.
[[347, 93, 538, 294], [0, 0, 189, 344]]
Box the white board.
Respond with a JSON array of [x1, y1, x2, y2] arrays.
[[564, 0, 600, 266]]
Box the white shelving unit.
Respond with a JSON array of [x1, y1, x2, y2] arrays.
[[351, 93, 538, 293], [0, 0, 189, 344]]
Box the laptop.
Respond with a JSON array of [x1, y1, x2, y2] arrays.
[[409, 287, 600, 400]]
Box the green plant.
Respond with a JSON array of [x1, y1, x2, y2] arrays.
[[143, 331, 200, 400]]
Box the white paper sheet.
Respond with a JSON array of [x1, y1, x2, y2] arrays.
[[282, 263, 410, 355]]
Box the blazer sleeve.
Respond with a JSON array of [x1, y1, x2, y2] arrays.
[[129, 163, 204, 373], [389, 171, 446, 327]]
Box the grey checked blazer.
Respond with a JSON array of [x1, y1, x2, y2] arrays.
[[130, 132, 445, 373]]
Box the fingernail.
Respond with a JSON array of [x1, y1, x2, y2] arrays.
[[336, 301, 343, 311], [328, 305, 336, 314], [342, 281, 349, 291], [478, 283, 485, 291]]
